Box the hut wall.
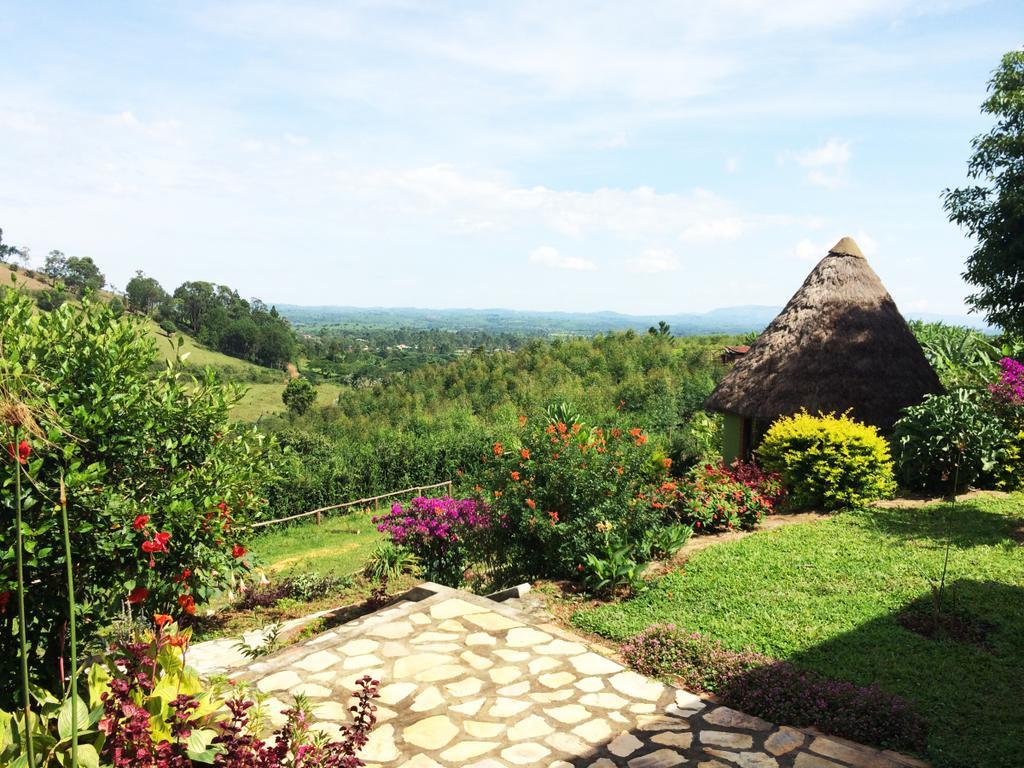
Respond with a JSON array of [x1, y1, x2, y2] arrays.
[[722, 413, 744, 464]]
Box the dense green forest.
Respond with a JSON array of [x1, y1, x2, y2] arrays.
[[260, 330, 739, 517]]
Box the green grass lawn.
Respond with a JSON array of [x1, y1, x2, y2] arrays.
[[573, 493, 1024, 768], [248, 509, 385, 578]]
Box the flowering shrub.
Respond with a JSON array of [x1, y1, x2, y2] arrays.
[[758, 411, 896, 509], [720, 663, 928, 753], [470, 414, 667, 578], [0, 291, 277, 707], [989, 356, 1024, 406], [725, 460, 786, 507], [620, 623, 769, 691], [620, 623, 927, 753], [643, 463, 775, 533], [374, 496, 490, 585]]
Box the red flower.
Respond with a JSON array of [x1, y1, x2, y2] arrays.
[[175, 568, 192, 583], [141, 540, 160, 553], [0, 591, 9, 613], [153, 531, 171, 550], [520, 448, 530, 460], [132, 514, 149, 531], [493, 442, 503, 456], [576, 564, 584, 572], [178, 594, 196, 614], [518, 414, 528, 426], [6, 440, 30, 465], [127, 587, 148, 604], [526, 498, 536, 509], [154, 613, 173, 629], [510, 471, 520, 481], [548, 510, 559, 525], [232, 544, 247, 559], [217, 501, 229, 512]]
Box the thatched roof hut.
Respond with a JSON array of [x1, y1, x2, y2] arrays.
[[705, 236, 941, 460]]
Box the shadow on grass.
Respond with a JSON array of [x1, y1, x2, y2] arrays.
[[716, 578, 1024, 768], [857, 500, 1024, 548]]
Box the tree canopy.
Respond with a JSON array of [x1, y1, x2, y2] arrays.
[[944, 50, 1024, 337]]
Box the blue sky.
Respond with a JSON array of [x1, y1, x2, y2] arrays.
[[1, 1, 1021, 316]]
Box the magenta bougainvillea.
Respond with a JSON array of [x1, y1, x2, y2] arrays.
[[373, 496, 491, 584], [989, 357, 1024, 405]]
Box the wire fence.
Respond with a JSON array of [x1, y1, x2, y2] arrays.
[[246, 479, 455, 530]]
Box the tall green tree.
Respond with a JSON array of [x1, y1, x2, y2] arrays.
[[944, 50, 1024, 336], [125, 270, 167, 314]]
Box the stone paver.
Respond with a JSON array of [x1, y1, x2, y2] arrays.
[[208, 582, 928, 768]]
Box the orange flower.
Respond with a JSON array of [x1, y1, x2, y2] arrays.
[[510, 471, 520, 481], [520, 448, 530, 460], [154, 613, 173, 629], [494, 491, 502, 498], [636, 435, 648, 446], [493, 442, 503, 456], [545, 424, 556, 434], [518, 414, 528, 426], [547, 511, 559, 525], [662, 458, 672, 469], [526, 498, 536, 509], [557, 422, 567, 434], [629, 427, 642, 437], [177, 594, 196, 615], [611, 428, 622, 438]]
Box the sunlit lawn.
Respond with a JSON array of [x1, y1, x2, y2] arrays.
[[248, 508, 385, 578], [573, 493, 1024, 768]]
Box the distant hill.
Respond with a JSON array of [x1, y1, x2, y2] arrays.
[[276, 304, 994, 336]]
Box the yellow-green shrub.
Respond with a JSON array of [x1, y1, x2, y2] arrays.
[[996, 431, 1024, 491], [757, 411, 896, 510]]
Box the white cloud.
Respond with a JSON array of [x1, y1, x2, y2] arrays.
[[724, 156, 740, 173], [789, 138, 851, 188], [529, 246, 597, 271], [352, 164, 760, 243], [626, 248, 679, 273]]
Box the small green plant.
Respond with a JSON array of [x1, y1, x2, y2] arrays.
[[757, 410, 896, 509], [582, 522, 648, 597], [637, 523, 693, 560], [233, 621, 283, 659], [363, 541, 420, 582]]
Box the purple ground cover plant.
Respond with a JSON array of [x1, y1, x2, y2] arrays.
[[621, 624, 927, 754]]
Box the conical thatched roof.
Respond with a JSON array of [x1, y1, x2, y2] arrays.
[[704, 236, 941, 428]]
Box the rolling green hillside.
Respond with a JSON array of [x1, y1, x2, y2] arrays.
[[0, 264, 321, 422]]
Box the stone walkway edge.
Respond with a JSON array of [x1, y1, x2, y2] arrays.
[[191, 582, 929, 768]]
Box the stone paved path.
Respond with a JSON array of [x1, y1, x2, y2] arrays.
[[213, 583, 927, 768]]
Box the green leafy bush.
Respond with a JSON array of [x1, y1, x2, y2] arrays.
[[892, 389, 1011, 493], [282, 377, 316, 417], [757, 411, 895, 509], [0, 292, 275, 706]]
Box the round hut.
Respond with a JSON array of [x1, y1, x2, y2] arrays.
[[704, 236, 942, 462]]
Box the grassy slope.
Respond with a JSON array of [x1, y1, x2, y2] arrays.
[[248, 509, 385, 578], [573, 494, 1024, 768]]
